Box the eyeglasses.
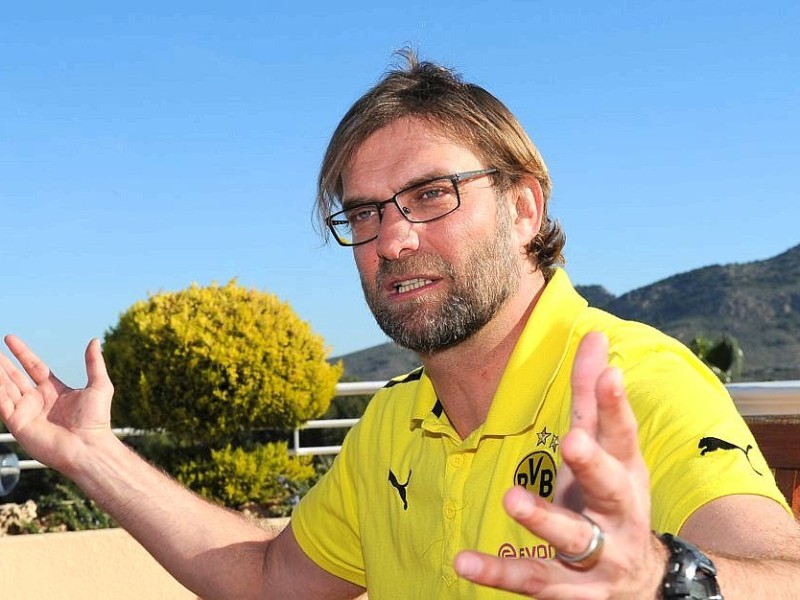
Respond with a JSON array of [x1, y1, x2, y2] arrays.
[[326, 168, 498, 247]]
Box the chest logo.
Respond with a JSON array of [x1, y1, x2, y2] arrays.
[[388, 469, 412, 510], [514, 451, 557, 500]]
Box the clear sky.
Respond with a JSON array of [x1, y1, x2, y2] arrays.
[[2, 2, 798, 387]]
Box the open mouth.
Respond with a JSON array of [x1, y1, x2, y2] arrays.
[[394, 278, 433, 294]]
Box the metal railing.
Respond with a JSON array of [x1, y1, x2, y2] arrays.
[[0, 428, 147, 471], [290, 381, 385, 456], [3, 380, 800, 469]]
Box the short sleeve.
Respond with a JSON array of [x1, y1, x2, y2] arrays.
[[618, 343, 790, 533], [292, 423, 367, 587]]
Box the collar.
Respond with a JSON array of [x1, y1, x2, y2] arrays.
[[482, 268, 587, 435], [409, 269, 587, 437]]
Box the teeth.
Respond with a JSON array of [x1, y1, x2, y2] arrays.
[[395, 278, 432, 294]]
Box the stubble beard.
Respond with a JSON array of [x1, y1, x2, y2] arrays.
[[361, 211, 521, 355]]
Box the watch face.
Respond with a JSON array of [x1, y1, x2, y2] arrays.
[[659, 534, 723, 600]]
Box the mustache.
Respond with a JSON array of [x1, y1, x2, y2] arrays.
[[375, 253, 455, 285]]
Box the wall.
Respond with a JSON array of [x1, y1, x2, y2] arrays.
[[0, 517, 369, 600], [0, 528, 197, 600]]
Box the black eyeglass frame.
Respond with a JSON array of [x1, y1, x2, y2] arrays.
[[326, 168, 499, 247]]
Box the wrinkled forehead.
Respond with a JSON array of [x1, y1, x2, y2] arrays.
[[341, 116, 485, 200]]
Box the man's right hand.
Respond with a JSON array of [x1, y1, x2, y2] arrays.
[[0, 334, 117, 477], [0, 334, 365, 600]]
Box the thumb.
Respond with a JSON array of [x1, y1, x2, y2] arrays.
[[85, 338, 112, 391]]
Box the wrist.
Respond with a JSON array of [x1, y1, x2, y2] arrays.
[[649, 533, 670, 600], [64, 430, 129, 486], [656, 532, 724, 600]]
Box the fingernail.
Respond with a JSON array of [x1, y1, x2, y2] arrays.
[[455, 553, 481, 577]]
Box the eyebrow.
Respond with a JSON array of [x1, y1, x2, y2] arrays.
[[341, 169, 451, 210]]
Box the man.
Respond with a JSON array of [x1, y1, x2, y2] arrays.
[[1, 51, 799, 599]]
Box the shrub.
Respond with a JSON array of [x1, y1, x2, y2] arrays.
[[103, 280, 342, 509], [34, 483, 116, 532], [104, 280, 342, 442], [176, 442, 315, 516], [689, 334, 744, 384], [0, 484, 116, 535]]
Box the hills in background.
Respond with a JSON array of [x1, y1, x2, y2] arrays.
[[334, 244, 800, 382]]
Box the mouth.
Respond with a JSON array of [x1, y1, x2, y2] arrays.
[[393, 277, 434, 295]]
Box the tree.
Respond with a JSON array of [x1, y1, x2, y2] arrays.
[[103, 280, 342, 513], [689, 334, 744, 384]]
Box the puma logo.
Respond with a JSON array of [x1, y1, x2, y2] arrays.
[[699, 437, 762, 476], [388, 469, 411, 510]]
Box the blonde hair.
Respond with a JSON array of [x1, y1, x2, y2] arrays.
[[316, 50, 565, 276]]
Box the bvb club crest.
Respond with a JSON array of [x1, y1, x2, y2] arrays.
[[514, 427, 559, 500]]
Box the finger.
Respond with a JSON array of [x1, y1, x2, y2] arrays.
[[595, 366, 641, 465], [0, 361, 21, 417], [454, 550, 549, 597], [4, 334, 67, 393], [560, 427, 633, 516], [569, 332, 609, 435], [502, 486, 602, 561], [0, 348, 31, 395], [85, 338, 112, 392], [0, 353, 46, 429]]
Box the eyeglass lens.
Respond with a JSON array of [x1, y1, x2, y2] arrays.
[[331, 176, 460, 245]]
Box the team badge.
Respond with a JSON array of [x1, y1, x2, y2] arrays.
[[514, 427, 559, 501]]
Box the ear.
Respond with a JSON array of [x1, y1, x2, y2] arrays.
[[508, 177, 544, 247]]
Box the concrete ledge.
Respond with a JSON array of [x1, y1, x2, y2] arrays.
[[0, 518, 368, 599], [0, 527, 197, 600]]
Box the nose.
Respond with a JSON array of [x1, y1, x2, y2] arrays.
[[375, 202, 419, 260]]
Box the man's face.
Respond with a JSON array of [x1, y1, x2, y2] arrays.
[[341, 117, 522, 354]]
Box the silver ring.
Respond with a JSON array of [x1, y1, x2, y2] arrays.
[[555, 513, 605, 569]]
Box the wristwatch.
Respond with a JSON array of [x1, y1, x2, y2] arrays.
[[657, 533, 724, 600]]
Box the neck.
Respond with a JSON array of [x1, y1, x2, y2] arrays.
[[420, 270, 547, 439]]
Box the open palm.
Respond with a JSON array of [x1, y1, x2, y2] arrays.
[[0, 335, 114, 474]]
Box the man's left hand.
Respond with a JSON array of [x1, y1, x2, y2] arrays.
[[454, 332, 667, 599]]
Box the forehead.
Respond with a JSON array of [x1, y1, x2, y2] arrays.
[[342, 117, 483, 200]]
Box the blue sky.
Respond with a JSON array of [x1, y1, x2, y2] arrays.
[[2, 2, 798, 386]]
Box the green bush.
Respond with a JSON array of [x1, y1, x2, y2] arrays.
[[34, 483, 116, 532], [176, 442, 314, 516], [689, 334, 744, 384], [0, 483, 115, 535], [104, 280, 341, 441], [103, 280, 342, 510]]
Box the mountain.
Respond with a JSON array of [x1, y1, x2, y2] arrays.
[[333, 343, 420, 382], [334, 244, 800, 382], [592, 244, 800, 381]]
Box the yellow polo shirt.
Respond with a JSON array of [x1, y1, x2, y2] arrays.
[[292, 269, 787, 599]]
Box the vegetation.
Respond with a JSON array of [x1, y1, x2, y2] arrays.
[[100, 280, 342, 516], [105, 280, 341, 441], [2, 280, 343, 531], [689, 334, 744, 383], [0, 480, 114, 535]]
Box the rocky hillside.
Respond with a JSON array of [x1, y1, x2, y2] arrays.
[[592, 244, 800, 381], [334, 244, 800, 382]]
